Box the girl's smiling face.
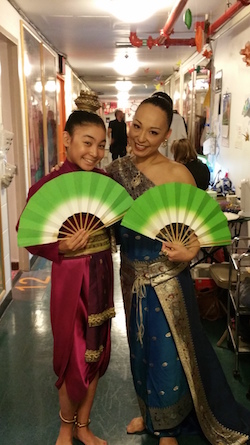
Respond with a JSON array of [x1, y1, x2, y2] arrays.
[[129, 103, 171, 158], [63, 123, 106, 170]]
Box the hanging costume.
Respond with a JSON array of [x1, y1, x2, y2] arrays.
[[106, 156, 250, 444], [17, 159, 115, 403]]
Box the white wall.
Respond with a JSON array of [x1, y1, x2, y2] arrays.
[[0, 0, 21, 300], [211, 8, 250, 197]]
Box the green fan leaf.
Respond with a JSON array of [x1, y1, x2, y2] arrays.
[[121, 182, 231, 247], [18, 171, 133, 247]]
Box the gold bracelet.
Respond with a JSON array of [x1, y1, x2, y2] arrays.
[[75, 419, 91, 428], [59, 410, 77, 424]]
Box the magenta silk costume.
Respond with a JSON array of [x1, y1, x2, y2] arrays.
[[17, 159, 115, 403]]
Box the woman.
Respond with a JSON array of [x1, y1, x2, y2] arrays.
[[18, 111, 114, 445], [171, 137, 210, 190], [106, 93, 250, 445]]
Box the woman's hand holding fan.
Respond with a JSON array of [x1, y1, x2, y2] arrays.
[[161, 232, 200, 262]]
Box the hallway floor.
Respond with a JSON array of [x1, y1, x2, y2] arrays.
[[0, 252, 250, 445]]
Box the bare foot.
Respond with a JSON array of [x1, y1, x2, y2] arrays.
[[55, 424, 73, 445], [159, 437, 178, 445], [74, 426, 107, 445], [55, 438, 72, 445], [126, 416, 145, 434]]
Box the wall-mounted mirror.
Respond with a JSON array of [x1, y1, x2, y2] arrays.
[[194, 68, 210, 153], [173, 77, 180, 112], [183, 66, 210, 152], [21, 23, 58, 183], [43, 45, 57, 172], [21, 23, 44, 186], [183, 70, 193, 140]]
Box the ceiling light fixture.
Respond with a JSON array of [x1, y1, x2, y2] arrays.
[[113, 53, 139, 76], [96, 0, 171, 23], [117, 91, 129, 101], [115, 80, 133, 92], [34, 81, 43, 93], [117, 91, 130, 110]]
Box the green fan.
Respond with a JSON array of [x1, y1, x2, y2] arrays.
[[18, 171, 133, 247], [121, 182, 231, 247]]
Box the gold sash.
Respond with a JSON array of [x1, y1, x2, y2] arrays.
[[63, 228, 110, 257]]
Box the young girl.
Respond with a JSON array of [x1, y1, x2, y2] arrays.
[[17, 110, 114, 445]]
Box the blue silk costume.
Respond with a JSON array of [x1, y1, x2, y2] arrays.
[[106, 157, 250, 444]]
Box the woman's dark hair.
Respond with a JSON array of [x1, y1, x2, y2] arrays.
[[138, 92, 173, 130], [64, 110, 106, 135]]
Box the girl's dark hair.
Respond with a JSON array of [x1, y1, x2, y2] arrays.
[[64, 110, 106, 135], [138, 92, 173, 130]]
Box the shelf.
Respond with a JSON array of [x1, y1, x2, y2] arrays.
[[227, 324, 250, 353], [226, 237, 250, 376], [229, 289, 250, 314]]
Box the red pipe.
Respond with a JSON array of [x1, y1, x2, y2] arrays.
[[129, 0, 249, 50], [129, 31, 143, 47], [164, 38, 196, 47], [162, 0, 189, 37], [208, 1, 247, 36], [129, 31, 196, 49]]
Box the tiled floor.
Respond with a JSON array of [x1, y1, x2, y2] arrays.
[[0, 253, 250, 445]]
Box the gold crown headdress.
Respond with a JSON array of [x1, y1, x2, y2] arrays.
[[74, 90, 101, 113]]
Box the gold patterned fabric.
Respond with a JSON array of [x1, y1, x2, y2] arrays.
[[63, 229, 110, 257], [156, 277, 249, 444], [85, 345, 104, 363], [88, 307, 116, 327], [121, 254, 188, 344]]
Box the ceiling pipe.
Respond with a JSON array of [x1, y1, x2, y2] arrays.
[[162, 0, 189, 38], [208, 0, 249, 36], [129, 0, 249, 50], [162, 38, 195, 47], [129, 32, 195, 49], [129, 0, 189, 48], [129, 31, 143, 48]]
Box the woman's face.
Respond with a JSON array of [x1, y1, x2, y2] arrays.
[[63, 123, 106, 170], [129, 103, 171, 158]]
